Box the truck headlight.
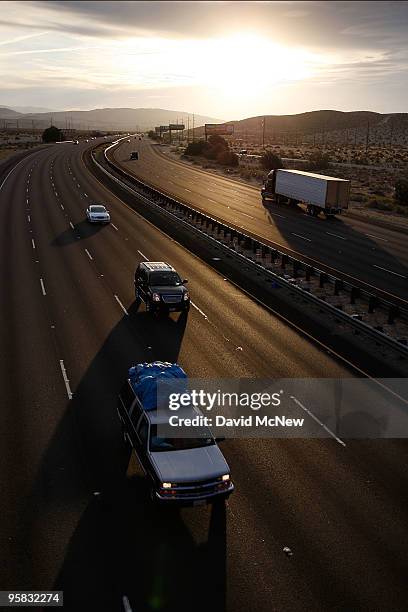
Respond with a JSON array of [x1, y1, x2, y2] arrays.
[[183, 291, 189, 301], [152, 293, 161, 302], [221, 474, 230, 482], [162, 482, 172, 489]]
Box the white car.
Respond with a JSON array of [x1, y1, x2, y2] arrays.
[[86, 204, 110, 224]]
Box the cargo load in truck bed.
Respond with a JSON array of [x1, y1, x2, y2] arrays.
[[128, 361, 187, 410]]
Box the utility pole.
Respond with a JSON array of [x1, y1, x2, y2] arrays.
[[192, 113, 195, 142], [365, 120, 370, 153], [261, 116, 265, 149], [187, 116, 190, 143]]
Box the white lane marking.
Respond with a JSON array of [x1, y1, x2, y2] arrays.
[[326, 232, 346, 240], [27, 214, 31, 222], [77, 183, 81, 188], [191, 301, 208, 320], [184, 188, 192, 192], [241, 212, 254, 219], [69, 221, 75, 230], [268, 211, 286, 219], [208, 198, 217, 203], [373, 264, 406, 279], [26, 198, 29, 204], [111, 223, 119, 231], [85, 248, 93, 261], [84, 193, 88, 197], [290, 396, 346, 447], [60, 204, 64, 210], [114, 294, 129, 315], [31, 238, 36, 249], [122, 596, 132, 612], [59, 360, 73, 400], [40, 278, 46, 296], [291, 232, 311, 242], [365, 233, 388, 242], [55, 191, 58, 197], [137, 250, 148, 260], [207, 188, 215, 192]]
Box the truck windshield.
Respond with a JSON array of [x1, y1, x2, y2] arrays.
[[149, 272, 182, 286], [149, 425, 215, 452]]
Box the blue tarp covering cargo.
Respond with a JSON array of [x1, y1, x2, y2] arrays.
[[128, 361, 187, 410]]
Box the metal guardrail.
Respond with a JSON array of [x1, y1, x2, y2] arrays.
[[89, 143, 408, 361]]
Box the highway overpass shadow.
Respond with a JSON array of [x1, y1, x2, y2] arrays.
[[261, 201, 408, 298], [54, 477, 226, 611], [51, 220, 106, 246], [17, 307, 211, 607]]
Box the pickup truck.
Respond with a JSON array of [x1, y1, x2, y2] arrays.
[[117, 362, 234, 505]]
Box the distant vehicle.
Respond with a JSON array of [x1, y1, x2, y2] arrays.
[[74, 140, 79, 145], [261, 169, 350, 217], [86, 204, 110, 224], [239, 149, 248, 155], [134, 261, 190, 314], [117, 361, 234, 505], [127, 139, 131, 143], [130, 151, 139, 160], [85, 139, 89, 143]]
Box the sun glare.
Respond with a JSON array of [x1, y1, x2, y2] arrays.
[[199, 34, 318, 95]]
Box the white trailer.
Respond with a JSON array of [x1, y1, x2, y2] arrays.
[[261, 169, 350, 217]]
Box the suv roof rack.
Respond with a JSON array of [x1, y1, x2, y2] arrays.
[[142, 261, 174, 271]]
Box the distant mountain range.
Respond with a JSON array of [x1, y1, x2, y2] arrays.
[[1, 107, 407, 145], [0, 106, 223, 131], [1, 105, 57, 114], [194, 110, 408, 147]]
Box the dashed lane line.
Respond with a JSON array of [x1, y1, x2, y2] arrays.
[[85, 248, 93, 261], [191, 301, 208, 320], [291, 232, 312, 242], [40, 278, 46, 296], [114, 294, 129, 316], [137, 250, 147, 260], [290, 396, 346, 447], [373, 264, 406, 279], [365, 233, 388, 242], [326, 232, 347, 240], [59, 360, 73, 400]]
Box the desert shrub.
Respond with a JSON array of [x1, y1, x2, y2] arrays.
[[185, 140, 209, 155], [306, 151, 330, 170], [351, 193, 366, 202], [260, 151, 283, 171], [42, 126, 62, 143], [365, 198, 393, 211], [394, 178, 408, 205], [217, 150, 239, 166]]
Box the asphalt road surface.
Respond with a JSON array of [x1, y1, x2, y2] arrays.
[[1, 141, 408, 612], [111, 138, 408, 301]]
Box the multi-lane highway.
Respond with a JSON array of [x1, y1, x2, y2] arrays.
[[1, 140, 408, 611], [111, 138, 408, 300]]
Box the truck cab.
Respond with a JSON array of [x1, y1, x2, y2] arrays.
[[117, 362, 234, 505], [261, 169, 277, 202]]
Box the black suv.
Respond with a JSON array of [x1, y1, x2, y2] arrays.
[[134, 262, 190, 313]]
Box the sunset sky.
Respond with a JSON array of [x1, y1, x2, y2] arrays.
[[1, 0, 407, 119]]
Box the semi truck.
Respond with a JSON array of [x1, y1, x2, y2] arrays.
[[261, 169, 350, 217]]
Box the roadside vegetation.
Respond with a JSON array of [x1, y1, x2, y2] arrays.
[[183, 135, 238, 167]]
